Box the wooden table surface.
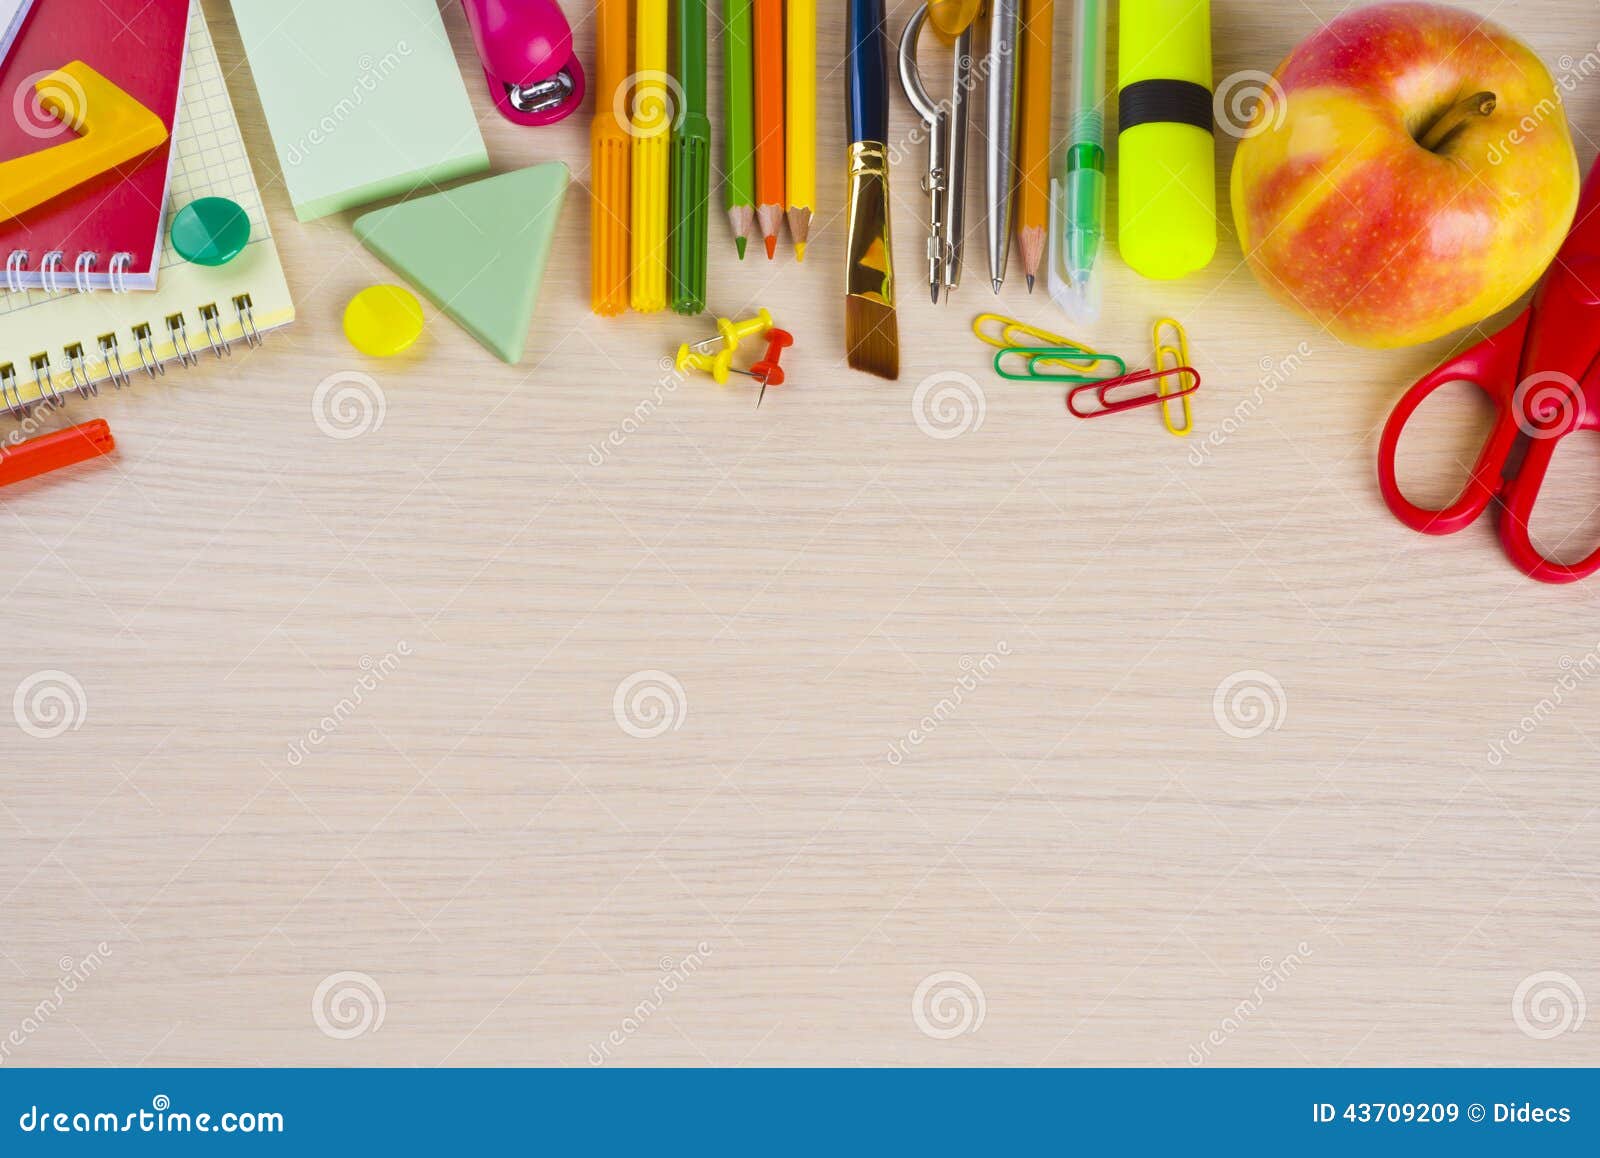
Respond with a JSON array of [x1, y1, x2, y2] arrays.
[[4, 0, 1599, 1067]]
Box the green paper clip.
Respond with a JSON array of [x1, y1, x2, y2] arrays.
[[669, 0, 712, 315], [993, 347, 1127, 383]]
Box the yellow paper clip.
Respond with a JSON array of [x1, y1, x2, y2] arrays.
[[1152, 317, 1193, 437], [973, 312, 1095, 353], [973, 313, 1102, 373]]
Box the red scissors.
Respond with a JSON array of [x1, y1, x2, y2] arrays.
[[1378, 163, 1600, 584]]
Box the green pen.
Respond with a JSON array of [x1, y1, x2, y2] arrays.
[[723, 0, 755, 259], [1048, 0, 1107, 320], [670, 0, 711, 313]]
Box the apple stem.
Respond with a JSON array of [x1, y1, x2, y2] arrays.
[[1417, 91, 1497, 153]]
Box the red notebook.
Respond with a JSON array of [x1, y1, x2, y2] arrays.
[[0, 0, 192, 293]]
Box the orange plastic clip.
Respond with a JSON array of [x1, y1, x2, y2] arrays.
[[0, 420, 116, 487]]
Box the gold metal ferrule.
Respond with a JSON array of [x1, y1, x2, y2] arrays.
[[845, 141, 896, 305]]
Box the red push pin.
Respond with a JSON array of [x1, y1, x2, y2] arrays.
[[751, 328, 794, 408]]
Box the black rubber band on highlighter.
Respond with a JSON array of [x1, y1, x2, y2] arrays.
[[1118, 79, 1215, 135]]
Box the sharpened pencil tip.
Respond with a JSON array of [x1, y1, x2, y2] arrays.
[[1026, 274, 1035, 294], [765, 236, 777, 260], [735, 237, 747, 260], [795, 242, 807, 263]]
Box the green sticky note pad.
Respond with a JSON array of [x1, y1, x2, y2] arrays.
[[229, 0, 489, 222], [353, 164, 570, 364]]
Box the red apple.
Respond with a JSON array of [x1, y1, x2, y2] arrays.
[[1230, 2, 1579, 349]]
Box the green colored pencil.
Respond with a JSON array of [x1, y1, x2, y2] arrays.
[[724, 0, 755, 259], [670, 0, 711, 312]]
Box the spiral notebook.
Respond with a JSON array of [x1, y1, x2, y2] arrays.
[[0, 2, 294, 417], [0, 1, 35, 66], [0, 0, 192, 292]]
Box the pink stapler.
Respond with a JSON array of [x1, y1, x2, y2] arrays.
[[460, 0, 585, 126]]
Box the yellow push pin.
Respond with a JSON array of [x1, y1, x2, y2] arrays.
[[690, 307, 775, 353], [343, 284, 425, 357], [675, 342, 737, 384]]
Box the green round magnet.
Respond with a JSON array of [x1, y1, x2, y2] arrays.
[[170, 197, 252, 267]]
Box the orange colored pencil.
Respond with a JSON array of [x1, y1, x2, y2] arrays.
[[753, 0, 785, 260], [1018, 0, 1054, 291]]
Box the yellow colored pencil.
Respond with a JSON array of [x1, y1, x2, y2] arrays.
[[630, 0, 670, 312], [786, 0, 816, 261]]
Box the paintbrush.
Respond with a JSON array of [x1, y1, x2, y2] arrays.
[[845, 0, 899, 380]]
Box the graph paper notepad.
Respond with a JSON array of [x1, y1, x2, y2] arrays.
[[229, 0, 490, 221], [0, 2, 294, 417]]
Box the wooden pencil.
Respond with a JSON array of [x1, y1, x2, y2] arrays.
[[753, 0, 785, 260], [786, 0, 816, 261]]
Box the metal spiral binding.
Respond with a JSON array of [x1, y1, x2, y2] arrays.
[[199, 303, 231, 358], [63, 343, 98, 398], [39, 251, 64, 294], [234, 294, 261, 347], [0, 287, 270, 426], [0, 364, 20, 419], [73, 253, 98, 294], [98, 334, 132, 389], [131, 324, 165, 377], [108, 253, 133, 294], [167, 313, 197, 368], [5, 251, 27, 292], [29, 354, 64, 407]]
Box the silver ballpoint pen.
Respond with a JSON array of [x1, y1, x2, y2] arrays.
[[985, 0, 1021, 293], [897, 4, 973, 302]]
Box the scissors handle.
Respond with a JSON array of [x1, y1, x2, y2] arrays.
[[1495, 431, 1600, 583], [1377, 312, 1529, 535]]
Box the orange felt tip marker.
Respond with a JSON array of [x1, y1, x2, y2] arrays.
[[0, 420, 116, 487]]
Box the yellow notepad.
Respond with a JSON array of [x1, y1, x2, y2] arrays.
[[0, 1, 294, 417]]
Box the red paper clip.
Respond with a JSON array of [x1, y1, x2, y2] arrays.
[[0, 420, 116, 488], [1067, 366, 1200, 419]]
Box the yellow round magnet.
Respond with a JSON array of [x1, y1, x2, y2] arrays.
[[343, 285, 425, 357]]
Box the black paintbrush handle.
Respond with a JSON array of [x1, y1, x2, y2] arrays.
[[847, 0, 889, 144]]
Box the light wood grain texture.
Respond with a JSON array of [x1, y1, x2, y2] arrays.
[[3, 0, 1600, 1067]]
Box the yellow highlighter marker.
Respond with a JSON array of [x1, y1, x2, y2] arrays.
[[786, 0, 816, 261], [1117, 0, 1216, 279], [630, 0, 670, 312]]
